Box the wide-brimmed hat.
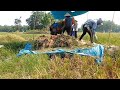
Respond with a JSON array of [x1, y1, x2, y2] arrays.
[[64, 13, 71, 17]]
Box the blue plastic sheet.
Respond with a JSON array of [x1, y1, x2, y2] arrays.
[[24, 43, 32, 50], [66, 44, 104, 64], [17, 43, 104, 64], [17, 43, 38, 57], [17, 49, 38, 57]]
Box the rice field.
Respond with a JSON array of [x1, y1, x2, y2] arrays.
[[0, 32, 120, 79]]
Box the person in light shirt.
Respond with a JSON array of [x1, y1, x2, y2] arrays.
[[79, 18, 103, 43], [72, 20, 78, 38]]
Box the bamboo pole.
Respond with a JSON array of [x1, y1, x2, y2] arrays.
[[33, 12, 38, 50], [87, 12, 88, 20], [108, 11, 115, 47], [33, 11, 37, 41]]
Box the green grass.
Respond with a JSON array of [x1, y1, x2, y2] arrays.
[[0, 32, 120, 79], [77, 32, 120, 46]]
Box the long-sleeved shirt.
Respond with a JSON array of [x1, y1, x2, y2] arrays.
[[72, 22, 78, 31], [84, 19, 97, 31]]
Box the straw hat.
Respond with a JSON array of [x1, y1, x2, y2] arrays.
[[64, 12, 71, 17]]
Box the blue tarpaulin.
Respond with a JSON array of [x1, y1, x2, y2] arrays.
[[17, 43, 104, 64], [51, 11, 88, 20], [66, 44, 104, 64], [17, 43, 38, 57]]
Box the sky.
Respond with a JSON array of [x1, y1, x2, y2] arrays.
[[0, 11, 120, 28]]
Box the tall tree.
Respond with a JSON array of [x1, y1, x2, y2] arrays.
[[26, 11, 55, 30], [97, 20, 116, 32], [14, 17, 22, 31]]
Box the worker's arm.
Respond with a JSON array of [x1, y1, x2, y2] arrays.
[[72, 18, 75, 25], [92, 22, 97, 31], [61, 20, 65, 32]]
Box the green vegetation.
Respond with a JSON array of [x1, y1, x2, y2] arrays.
[[0, 11, 55, 32], [0, 11, 120, 79], [26, 11, 55, 30], [0, 32, 120, 79], [0, 14, 120, 33]]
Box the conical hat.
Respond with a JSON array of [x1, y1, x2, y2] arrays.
[[64, 13, 71, 16]]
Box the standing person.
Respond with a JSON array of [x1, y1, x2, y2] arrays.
[[62, 13, 75, 35], [72, 20, 78, 38], [79, 18, 103, 43]]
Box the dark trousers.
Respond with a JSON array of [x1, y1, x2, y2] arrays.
[[74, 31, 77, 38], [79, 26, 93, 43], [63, 26, 72, 35], [70, 28, 78, 38]]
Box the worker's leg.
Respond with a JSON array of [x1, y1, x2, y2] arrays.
[[87, 29, 93, 43], [74, 31, 77, 38], [79, 27, 87, 40], [93, 31, 98, 42], [70, 28, 73, 36], [62, 27, 66, 34], [66, 27, 72, 36]]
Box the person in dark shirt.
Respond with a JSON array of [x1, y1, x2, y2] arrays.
[[62, 13, 75, 35]]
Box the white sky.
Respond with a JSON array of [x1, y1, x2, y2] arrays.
[[0, 11, 120, 28], [0, 11, 32, 26]]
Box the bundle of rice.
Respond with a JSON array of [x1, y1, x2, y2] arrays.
[[106, 45, 120, 55], [34, 35, 79, 49], [52, 34, 78, 48], [34, 35, 50, 49]]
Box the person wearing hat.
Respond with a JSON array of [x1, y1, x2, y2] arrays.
[[62, 13, 75, 35], [79, 18, 103, 43]]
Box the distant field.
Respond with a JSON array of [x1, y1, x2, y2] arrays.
[[0, 32, 120, 79], [1, 32, 119, 45]]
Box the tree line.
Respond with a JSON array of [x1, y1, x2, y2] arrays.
[[97, 20, 120, 32], [0, 25, 29, 32], [0, 11, 120, 32]]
